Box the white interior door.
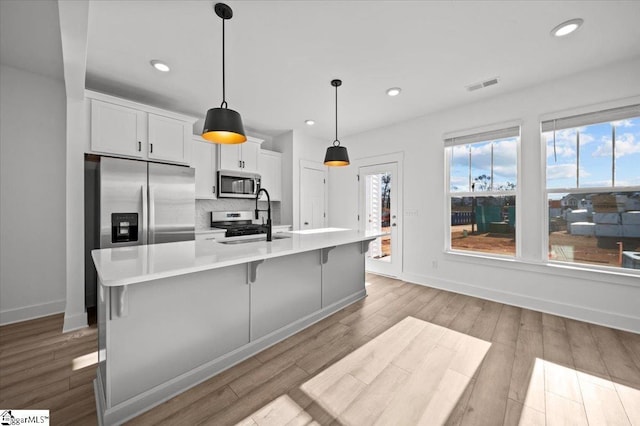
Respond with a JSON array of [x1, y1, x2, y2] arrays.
[[300, 165, 326, 230], [359, 162, 401, 277]]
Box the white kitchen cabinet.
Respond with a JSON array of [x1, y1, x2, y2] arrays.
[[217, 136, 262, 173], [90, 100, 145, 158], [87, 91, 196, 165], [192, 136, 217, 199], [147, 114, 190, 164], [258, 150, 282, 201]]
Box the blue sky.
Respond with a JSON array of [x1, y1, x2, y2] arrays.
[[450, 137, 518, 192], [545, 117, 640, 189], [449, 117, 640, 192]]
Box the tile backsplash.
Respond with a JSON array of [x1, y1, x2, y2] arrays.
[[196, 199, 281, 229]]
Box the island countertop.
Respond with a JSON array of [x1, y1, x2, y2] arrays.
[[92, 228, 383, 287]]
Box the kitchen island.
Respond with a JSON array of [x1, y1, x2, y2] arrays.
[[92, 228, 381, 425]]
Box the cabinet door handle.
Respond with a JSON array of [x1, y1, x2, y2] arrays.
[[239, 160, 242, 168], [212, 186, 216, 194], [150, 143, 153, 154], [242, 160, 245, 168], [138, 141, 141, 151]]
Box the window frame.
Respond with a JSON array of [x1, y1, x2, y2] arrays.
[[444, 122, 522, 259], [540, 101, 640, 275]]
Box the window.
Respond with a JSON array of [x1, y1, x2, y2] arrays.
[[543, 104, 640, 271], [446, 125, 520, 256]]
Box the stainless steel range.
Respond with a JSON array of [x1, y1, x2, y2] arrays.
[[210, 211, 265, 237]]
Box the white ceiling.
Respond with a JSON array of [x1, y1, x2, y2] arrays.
[[3, 1, 640, 141]]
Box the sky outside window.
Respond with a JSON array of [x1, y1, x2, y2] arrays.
[[545, 117, 640, 188], [450, 137, 518, 192], [614, 118, 640, 185]]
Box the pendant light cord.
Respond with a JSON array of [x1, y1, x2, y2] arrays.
[[220, 17, 227, 109], [334, 83, 339, 146]]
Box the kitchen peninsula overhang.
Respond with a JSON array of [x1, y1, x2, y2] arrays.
[[92, 228, 383, 287], [92, 228, 387, 425]]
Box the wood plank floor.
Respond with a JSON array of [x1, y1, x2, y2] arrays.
[[1, 274, 639, 425]]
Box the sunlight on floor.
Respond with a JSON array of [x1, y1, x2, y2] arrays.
[[72, 351, 99, 371], [236, 395, 308, 426], [237, 317, 491, 425], [520, 358, 639, 425]]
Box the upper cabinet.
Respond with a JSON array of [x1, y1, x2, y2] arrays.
[[217, 136, 262, 173], [87, 91, 196, 165], [192, 135, 217, 199], [90, 101, 145, 158], [259, 150, 282, 201], [147, 114, 190, 164]]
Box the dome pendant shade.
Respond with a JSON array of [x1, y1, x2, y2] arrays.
[[202, 107, 247, 144], [324, 145, 350, 166]]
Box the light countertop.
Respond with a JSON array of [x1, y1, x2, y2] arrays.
[[92, 228, 383, 287], [195, 228, 227, 234], [195, 225, 292, 234]]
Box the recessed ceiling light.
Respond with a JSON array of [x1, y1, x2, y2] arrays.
[[305, 120, 315, 126], [150, 60, 170, 72], [551, 19, 584, 37], [386, 87, 401, 97]]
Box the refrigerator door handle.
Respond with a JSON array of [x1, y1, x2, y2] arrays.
[[141, 184, 148, 245], [148, 186, 156, 245]]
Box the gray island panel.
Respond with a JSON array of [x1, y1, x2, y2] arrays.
[[94, 229, 379, 425], [251, 250, 322, 340]]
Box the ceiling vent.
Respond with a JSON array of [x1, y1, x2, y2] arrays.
[[466, 77, 499, 92]]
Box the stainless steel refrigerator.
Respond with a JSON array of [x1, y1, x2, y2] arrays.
[[85, 156, 195, 308]]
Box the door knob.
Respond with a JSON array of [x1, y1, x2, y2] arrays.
[[392, 223, 397, 227], [304, 222, 309, 225]]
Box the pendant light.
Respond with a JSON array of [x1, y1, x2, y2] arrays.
[[324, 79, 350, 166], [202, 3, 247, 144]]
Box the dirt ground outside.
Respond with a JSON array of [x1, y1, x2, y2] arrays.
[[548, 231, 639, 267], [451, 225, 515, 256], [451, 225, 637, 267]]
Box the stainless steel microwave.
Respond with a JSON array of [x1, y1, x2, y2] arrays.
[[217, 170, 260, 198]]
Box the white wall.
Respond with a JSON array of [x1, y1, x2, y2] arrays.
[[0, 64, 67, 324], [329, 57, 640, 332], [273, 131, 294, 227], [274, 130, 327, 229], [293, 132, 329, 230], [59, 0, 90, 332]]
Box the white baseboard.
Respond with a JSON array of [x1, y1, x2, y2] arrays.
[[63, 311, 88, 332], [401, 272, 640, 334], [0, 299, 66, 326]]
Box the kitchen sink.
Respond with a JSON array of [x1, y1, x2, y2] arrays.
[[217, 234, 292, 245]]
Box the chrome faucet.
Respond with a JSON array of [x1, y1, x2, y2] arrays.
[[255, 187, 272, 242]]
